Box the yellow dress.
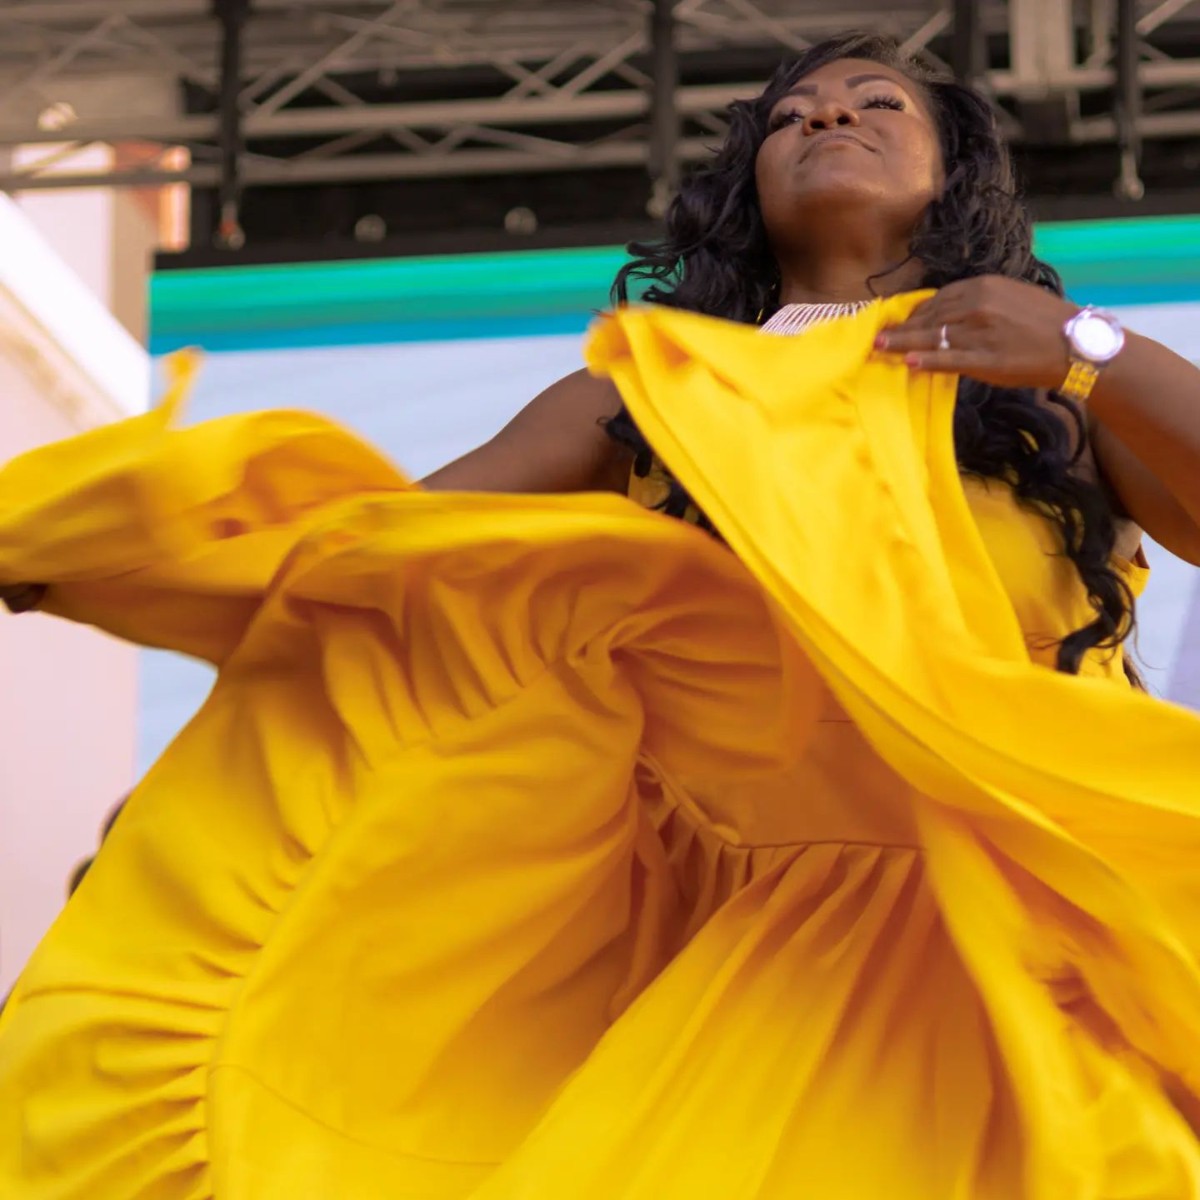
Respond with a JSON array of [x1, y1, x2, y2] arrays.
[[2, 293, 1199, 1200]]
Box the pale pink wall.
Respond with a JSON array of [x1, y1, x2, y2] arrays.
[[0, 356, 138, 994], [13, 145, 160, 348], [13, 146, 114, 314], [17, 188, 113, 313]]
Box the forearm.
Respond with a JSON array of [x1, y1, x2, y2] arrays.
[[1088, 331, 1200, 529]]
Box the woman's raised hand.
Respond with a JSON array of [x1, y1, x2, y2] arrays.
[[874, 275, 1079, 392]]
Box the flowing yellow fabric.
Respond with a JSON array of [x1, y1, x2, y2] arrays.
[[2, 294, 1200, 1200]]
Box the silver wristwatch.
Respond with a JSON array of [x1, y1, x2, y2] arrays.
[[1059, 306, 1125, 402]]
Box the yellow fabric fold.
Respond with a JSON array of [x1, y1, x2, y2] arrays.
[[2, 300, 1200, 1199], [0, 350, 408, 663], [589, 297, 1200, 1194]]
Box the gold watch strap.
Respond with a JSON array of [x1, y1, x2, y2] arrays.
[[1058, 358, 1100, 403]]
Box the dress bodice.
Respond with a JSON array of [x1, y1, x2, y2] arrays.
[[631, 288, 1148, 696], [630, 458, 1145, 684]]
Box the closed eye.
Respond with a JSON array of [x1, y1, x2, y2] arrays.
[[767, 93, 906, 133], [767, 109, 802, 134]]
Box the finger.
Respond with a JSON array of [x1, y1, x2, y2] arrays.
[[902, 350, 991, 375], [879, 293, 967, 337], [875, 321, 921, 343], [936, 283, 987, 324], [880, 303, 940, 336], [897, 295, 940, 322], [875, 324, 956, 353]]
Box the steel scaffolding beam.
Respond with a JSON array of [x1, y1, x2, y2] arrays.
[[0, 0, 1197, 192], [952, 0, 987, 86], [1116, 0, 1146, 198], [7, 53, 1200, 153], [213, 0, 248, 247], [647, 0, 681, 215], [0, 136, 721, 191]]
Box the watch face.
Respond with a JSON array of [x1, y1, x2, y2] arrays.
[[1072, 312, 1124, 363]]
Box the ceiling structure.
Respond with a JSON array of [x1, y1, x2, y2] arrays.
[[0, 0, 1197, 255]]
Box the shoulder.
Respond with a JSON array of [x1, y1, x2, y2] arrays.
[[421, 368, 631, 495]]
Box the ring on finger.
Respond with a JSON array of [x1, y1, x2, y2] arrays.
[[938, 324, 951, 351]]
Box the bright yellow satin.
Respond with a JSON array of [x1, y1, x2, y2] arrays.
[[1, 295, 1199, 1200]]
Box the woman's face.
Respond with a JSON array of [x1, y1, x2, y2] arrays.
[[755, 57, 945, 257]]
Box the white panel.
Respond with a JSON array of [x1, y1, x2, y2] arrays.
[[0, 194, 147, 418], [1112, 300, 1200, 363], [1110, 302, 1200, 705]]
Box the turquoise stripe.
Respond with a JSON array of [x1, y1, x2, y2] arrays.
[[149, 310, 596, 355], [150, 246, 626, 337], [1035, 214, 1200, 276], [150, 215, 1200, 354]]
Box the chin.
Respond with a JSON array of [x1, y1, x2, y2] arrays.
[[771, 183, 894, 220]]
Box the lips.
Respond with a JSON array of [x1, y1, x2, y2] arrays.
[[801, 132, 873, 160]]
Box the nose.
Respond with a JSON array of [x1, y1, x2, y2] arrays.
[[802, 102, 860, 136]]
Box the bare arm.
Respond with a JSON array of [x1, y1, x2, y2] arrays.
[[1089, 333, 1200, 566], [877, 277, 1200, 565], [421, 368, 632, 495]]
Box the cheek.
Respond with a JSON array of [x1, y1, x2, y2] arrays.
[[899, 131, 944, 199], [916, 128, 946, 192], [753, 154, 777, 223], [754, 143, 776, 199], [754, 138, 792, 210]]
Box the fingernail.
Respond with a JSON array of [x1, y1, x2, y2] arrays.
[[905, 353, 920, 367], [874, 334, 888, 349]]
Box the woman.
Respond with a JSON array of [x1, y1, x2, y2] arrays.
[[4, 31, 1200, 1200], [423, 38, 1200, 600]]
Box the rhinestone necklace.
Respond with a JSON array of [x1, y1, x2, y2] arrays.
[[759, 299, 872, 336]]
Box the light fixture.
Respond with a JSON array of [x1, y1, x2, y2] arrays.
[[36, 101, 77, 132], [354, 214, 388, 242], [504, 206, 538, 235]]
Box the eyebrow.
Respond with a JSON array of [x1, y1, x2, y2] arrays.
[[784, 73, 904, 98]]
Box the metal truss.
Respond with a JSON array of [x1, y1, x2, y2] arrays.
[[0, 0, 1197, 196]]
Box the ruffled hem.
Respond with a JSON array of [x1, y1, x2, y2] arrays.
[[3, 302, 1200, 1198]]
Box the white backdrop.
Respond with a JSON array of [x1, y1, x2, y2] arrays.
[[138, 311, 1200, 773]]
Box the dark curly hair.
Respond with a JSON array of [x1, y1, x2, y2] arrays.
[[606, 31, 1137, 679]]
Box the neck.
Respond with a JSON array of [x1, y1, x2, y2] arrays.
[[775, 232, 924, 306]]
